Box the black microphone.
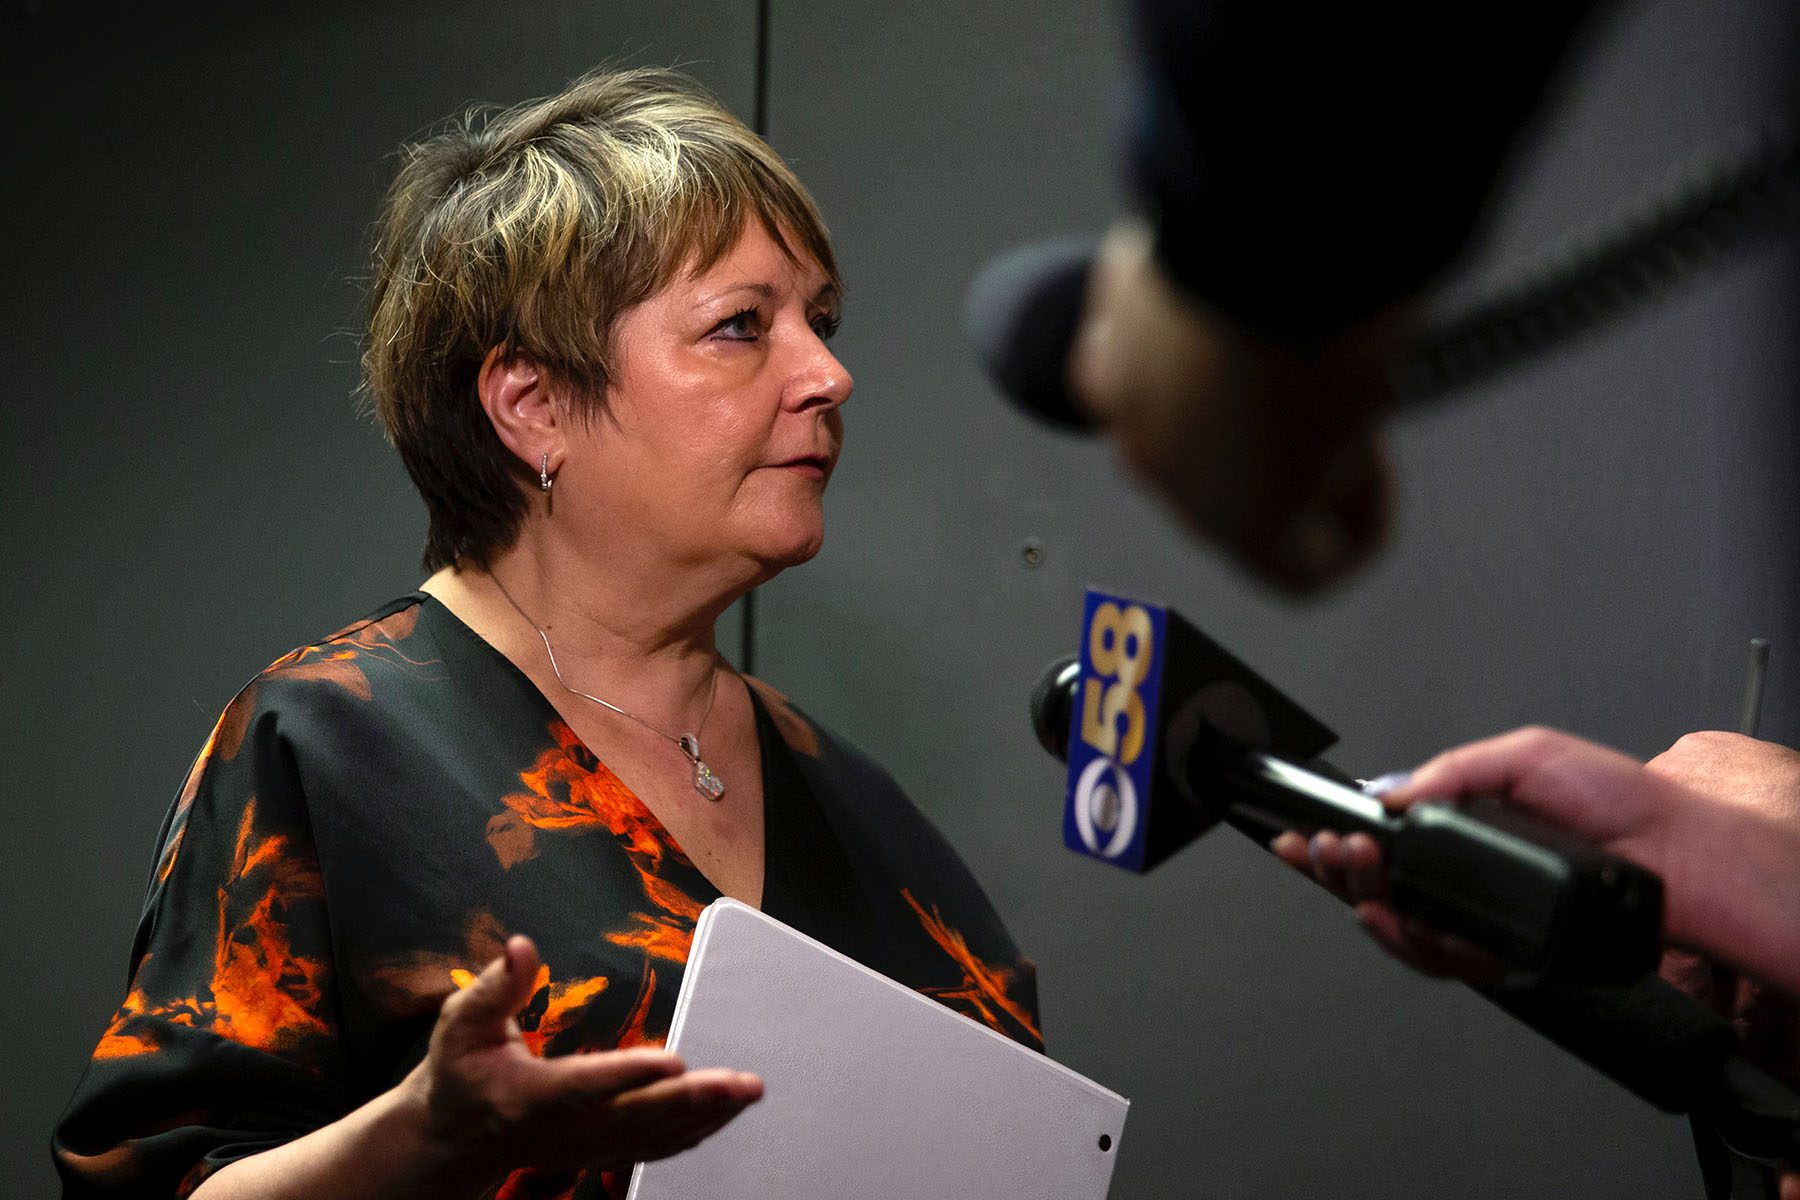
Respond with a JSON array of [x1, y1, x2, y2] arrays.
[[968, 133, 1800, 427], [1027, 593, 1800, 1137], [1032, 588, 1663, 986], [963, 237, 1096, 431]]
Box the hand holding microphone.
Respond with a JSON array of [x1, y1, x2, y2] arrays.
[[1032, 590, 1800, 1182], [1284, 726, 1800, 1200], [968, 230, 1400, 593], [1285, 727, 1800, 1006], [1034, 587, 1663, 985]]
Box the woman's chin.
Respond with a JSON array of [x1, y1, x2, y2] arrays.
[[742, 517, 826, 576], [757, 534, 825, 573]]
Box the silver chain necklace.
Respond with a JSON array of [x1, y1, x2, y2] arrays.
[[489, 574, 727, 801]]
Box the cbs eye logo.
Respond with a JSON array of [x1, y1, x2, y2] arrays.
[[1073, 601, 1153, 858]]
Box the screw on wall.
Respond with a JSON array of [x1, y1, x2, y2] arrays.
[[1019, 537, 1045, 569]]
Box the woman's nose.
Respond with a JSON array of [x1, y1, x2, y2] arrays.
[[789, 335, 852, 411]]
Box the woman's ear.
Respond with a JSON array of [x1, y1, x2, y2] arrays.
[[476, 347, 564, 477]]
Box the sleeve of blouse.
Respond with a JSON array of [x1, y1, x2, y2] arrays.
[[54, 681, 352, 1199]]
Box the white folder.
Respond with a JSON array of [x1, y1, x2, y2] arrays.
[[626, 898, 1128, 1200]]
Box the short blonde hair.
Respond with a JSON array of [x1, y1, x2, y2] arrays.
[[362, 67, 841, 570]]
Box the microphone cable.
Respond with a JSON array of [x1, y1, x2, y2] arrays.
[[1396, 122, 1800, 407]]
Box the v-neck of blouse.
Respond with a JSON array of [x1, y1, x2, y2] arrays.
[[414, 591, 875, 951]]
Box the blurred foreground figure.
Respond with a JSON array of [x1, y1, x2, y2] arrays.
[[1071, 1, 1600, 590], [1073, 5, 1798, 1190]]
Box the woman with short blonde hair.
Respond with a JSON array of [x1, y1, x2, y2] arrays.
[[57, 67, 1039, 1200]]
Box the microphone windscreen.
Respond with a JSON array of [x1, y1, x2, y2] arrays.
[[964, 238, 1097, 432]]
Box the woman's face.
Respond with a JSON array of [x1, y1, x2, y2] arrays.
[[557, 221, 851, 580]]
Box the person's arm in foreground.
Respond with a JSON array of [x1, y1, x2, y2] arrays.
[[1069, 222, 1404, 591], [1274, 728, 1800, 1197], [1278, 727, 1800, 999], [1071, 3, 1603, 591]]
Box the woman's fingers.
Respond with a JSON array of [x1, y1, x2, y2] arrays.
[[541, 1046, 689, 1101], [565, 1066, 763, 1169], [498, 1050, 709, 1136], [417, 935, 762, 1174], [606, 1067, 764, 1121], [469, 1053, 760, 1170], [439, 936, 542, 1046], [611, 1075, 763, 1163], [622, 1107, 752, 1167]]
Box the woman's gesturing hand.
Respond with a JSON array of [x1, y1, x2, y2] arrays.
[[188, 934, 761, 1200], [409, 935, 762, 1182]]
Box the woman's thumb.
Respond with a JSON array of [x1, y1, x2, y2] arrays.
[[441, 935, 541, 1042]]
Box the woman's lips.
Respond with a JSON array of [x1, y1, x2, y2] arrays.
[[772, 455, 832, 480]]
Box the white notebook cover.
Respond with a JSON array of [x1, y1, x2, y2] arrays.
[[626, 899, 1128, 1200]]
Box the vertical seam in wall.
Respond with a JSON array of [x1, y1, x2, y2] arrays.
[[753, 0, 771, 135], [740, 0, 772, 675]]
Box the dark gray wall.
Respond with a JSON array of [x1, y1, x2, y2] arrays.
[[0, 3, 755, 1193], [5, 1, 1795, 1197], [757, 1, 1797, 1197]]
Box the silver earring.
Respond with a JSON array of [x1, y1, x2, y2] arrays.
[[539, 453, 554, 493]]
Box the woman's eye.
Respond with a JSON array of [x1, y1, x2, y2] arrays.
[[712, 308, 760, 341], [810, 311, 841, 341]]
